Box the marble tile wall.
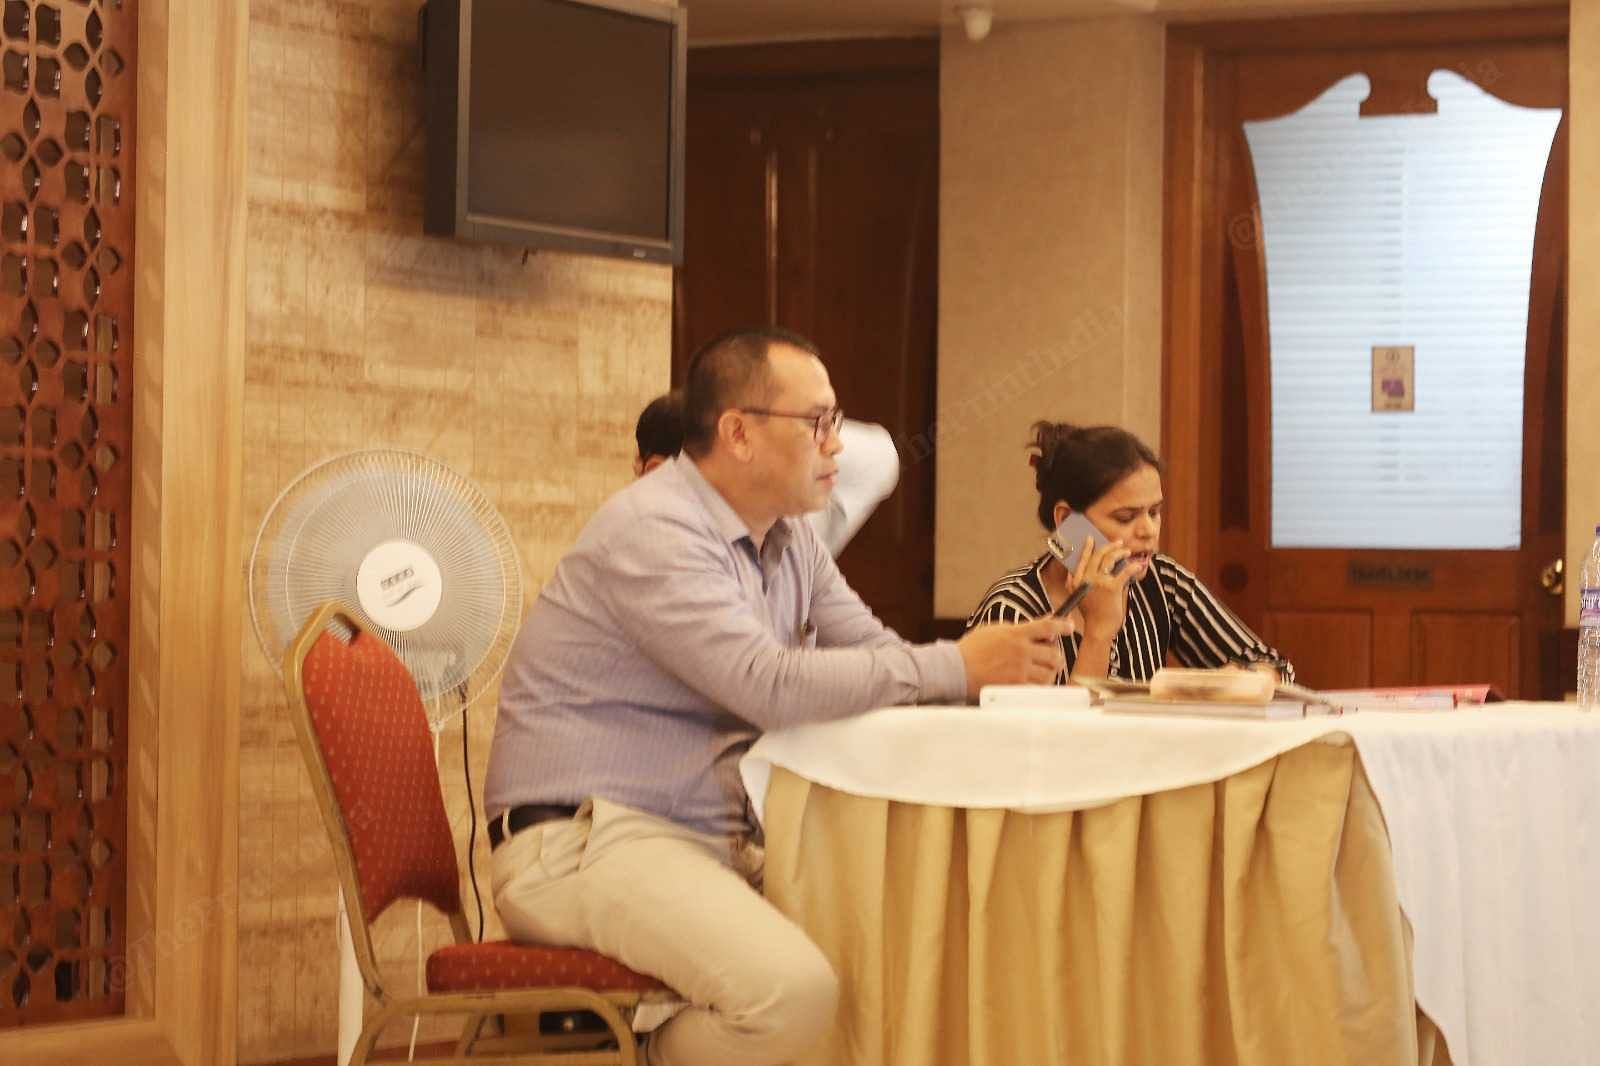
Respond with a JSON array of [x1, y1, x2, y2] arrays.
[[239, 1, 671, 1058]]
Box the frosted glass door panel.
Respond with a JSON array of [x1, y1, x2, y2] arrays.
[[1243, 72, 1560, 549]]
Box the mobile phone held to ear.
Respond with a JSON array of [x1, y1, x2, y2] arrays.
[[1048, 512, 1126, 619], [1050, 512, 1124, 577]]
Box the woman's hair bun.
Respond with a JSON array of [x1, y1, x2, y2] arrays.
[[1027, 421, 1077, 486], [1025, 421, 1161, 531]]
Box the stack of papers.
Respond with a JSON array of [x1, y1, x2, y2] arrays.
[[1319, 684, 1501, 711], [1098, 696, 1344, 720], [1087, 669, 1345, 720]]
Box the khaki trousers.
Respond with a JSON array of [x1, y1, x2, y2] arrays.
[[490, 797, 839, 1066]]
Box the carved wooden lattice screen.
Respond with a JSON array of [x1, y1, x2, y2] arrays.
[[0, 0, 133, 1027]]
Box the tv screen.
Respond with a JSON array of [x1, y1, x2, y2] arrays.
[[423, 0, 686, 264]]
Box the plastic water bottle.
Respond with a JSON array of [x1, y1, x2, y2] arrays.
[[1581, 526, 1600, 710]]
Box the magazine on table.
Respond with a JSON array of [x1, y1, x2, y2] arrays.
[[1080, 669, 1345, 720]]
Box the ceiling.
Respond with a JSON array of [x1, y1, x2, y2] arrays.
[[682, 0, 1139, 43], [681, 0, 1552, 43]]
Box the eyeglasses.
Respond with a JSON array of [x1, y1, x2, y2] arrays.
[[739, 406, 844, 445]]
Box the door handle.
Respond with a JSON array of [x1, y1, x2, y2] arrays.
[[1540, 557, 1565, 597]]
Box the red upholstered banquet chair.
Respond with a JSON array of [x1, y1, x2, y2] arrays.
[[282, 601, 666, 1065]]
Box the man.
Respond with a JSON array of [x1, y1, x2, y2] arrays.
[[632, 390, 683, 477], [485, 327, 1069, 1066], [633, 388, 901, 557]]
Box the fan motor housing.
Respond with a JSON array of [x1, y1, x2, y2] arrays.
[[356, 538, 444, 632]]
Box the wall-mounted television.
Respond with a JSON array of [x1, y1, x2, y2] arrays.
[[422, 0, 687, 264]]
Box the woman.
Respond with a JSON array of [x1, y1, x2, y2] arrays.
[[967, 422, 1293, 684]]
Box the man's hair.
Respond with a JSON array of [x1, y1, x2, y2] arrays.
[[635, 390, 685, 461], [680, 326, 822, 457]]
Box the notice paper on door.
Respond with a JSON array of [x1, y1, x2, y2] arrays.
[[1371, 345, 1415, 412]]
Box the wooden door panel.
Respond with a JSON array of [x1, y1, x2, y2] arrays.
[[1518, 116, 1569, 696], [1412, 612, 1520, 694], [1168, 17, 1568, 698], [1265, 550, 1524, 608], [802, 80, 937, 633], [674, 86, 779, 374], [1264, 610, 1372, 689], [675, 42, 939, 640], [1232, 41, 1566, 122]]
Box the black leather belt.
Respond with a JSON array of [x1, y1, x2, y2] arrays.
[[488, 803, 579, 851]]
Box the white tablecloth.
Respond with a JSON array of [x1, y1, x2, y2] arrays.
[[742, 702, 1600, 1066]]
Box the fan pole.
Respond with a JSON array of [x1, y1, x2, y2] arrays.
[[337, 888, 362, 1066]]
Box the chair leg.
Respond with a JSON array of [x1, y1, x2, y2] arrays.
[[455, 1012, 487, 1057], [349, 1018, 384, 1066], [598, 1006, 638, 1066]]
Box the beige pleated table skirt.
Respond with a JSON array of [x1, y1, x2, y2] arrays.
[[762, 740, 1451, 1066]]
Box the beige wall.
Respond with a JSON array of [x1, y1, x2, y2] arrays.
[[935, 17, 1166, 619], [1570, 3, 1597, 625], [238, 1, 672, 1060]]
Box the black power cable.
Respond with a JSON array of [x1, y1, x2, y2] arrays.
[[458, 682, 485, 941]]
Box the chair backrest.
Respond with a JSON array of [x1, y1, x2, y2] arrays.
[[283, 603, 463, 937]]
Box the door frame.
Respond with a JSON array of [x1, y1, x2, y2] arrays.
[[1161, 7, 1570, 690]]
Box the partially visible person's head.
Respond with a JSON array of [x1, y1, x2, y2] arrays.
[[1029, 422, 1164, 576], [634, 390, 684, 477], [683, 327, 843, 519]]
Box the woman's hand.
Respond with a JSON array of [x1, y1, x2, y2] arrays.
[[1070, 535, 1134, 640]]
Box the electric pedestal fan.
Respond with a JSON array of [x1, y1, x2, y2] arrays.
[[247, 449, 523, 1066]]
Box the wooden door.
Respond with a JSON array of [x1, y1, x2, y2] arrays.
[[674, 41, 939, 640], [1166, 13, 1568, 697]]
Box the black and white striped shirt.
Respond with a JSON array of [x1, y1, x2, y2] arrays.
[[965, 552, 1294, 684]]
